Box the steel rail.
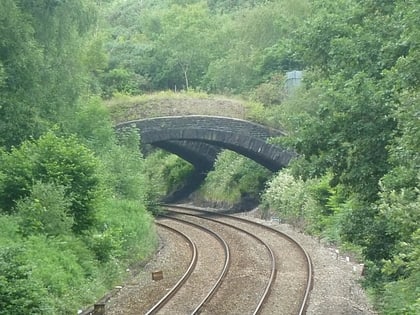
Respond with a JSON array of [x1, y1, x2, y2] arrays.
[[165, 204, 313, 315], [145, 222, 198, 315], [159, 214, 231, 315], [221, 212, 313, 315], [165, 207, 277, 315]]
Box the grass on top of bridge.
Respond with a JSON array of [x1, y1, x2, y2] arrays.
[[104, 90, 265, 124]]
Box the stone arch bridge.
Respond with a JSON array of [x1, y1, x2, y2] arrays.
[[116, 115, 294, 173]]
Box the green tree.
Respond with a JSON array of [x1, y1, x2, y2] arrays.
[[278, 0, 419, 311], [0, 0, 97, 148], [287, 0, 417, 201], [293, 74, 395, 200], [150, 3, 216, 90], [0, 0, 44, 148], [0, 246, 49, 315], [16, 181, 73, 237], [204, 0, 309, 94], [19, 0, 97, 119], [0, 132, 100, 233]]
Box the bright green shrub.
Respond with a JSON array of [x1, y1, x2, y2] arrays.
[[15, 181, 73, 237], [143, 150, 194, 199], [94, 198, 156, 262], [0, 146, 34, 212], [199, 150, 270, 207], [67, 97, 116, 154], [261, 170, 312, 225], [85, 126, 157, 262], [21, 235, 102, 314], [0, 246, 50, 315], [370, 188, 420, 314], [163, 155, 195, 191], [0, 131, 101, 233], [0, 215, 19, 246], [104, 127, 147, 200], [381, 229, 420, 315], [90, 227, 123, 263]]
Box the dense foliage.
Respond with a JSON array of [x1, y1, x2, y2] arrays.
[[143, 149, 195, 206], [0, 101, 157, 313], [0, 0, 97, 149], [198, 150, 270, 208], [1, 0, 418, 313], [0, 132, 100, 233], [96, 0, 309, 96], [0, 1, 157, 313], [261, 1, 419, 313], [97, 0, 418, 312]]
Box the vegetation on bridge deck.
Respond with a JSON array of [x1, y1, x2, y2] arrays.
[[105, 91, 250, 123]]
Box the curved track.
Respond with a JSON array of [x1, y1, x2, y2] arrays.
[[145, 222, 199, 314], [149, 211, 276, 314], [147, 217, 230, 314], [164, 204, 313, 315], [83, 204, 313, 315]]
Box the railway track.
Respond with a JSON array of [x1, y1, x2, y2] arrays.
[[88, 204, 313, 315], [155, 211, 276, 315], [147, 217, 230, 314], [162, 204, 313, 315]]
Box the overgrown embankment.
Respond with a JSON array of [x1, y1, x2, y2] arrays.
[[105, 91, 249, 123], [0, 100, 158, 314]]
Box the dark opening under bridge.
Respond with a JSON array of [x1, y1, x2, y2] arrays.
[[116, 115, 295, 173]]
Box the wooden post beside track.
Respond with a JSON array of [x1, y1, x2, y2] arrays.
[[152, 270, 164, 281], [93, 302, 105, 315]]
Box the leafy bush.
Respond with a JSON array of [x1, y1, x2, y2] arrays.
[[99, 68, 148, 98], [16, 181, 73, 237], [0, 121, 158, 313], [380, 228, 420, 315], [100, 127, 147, 200], [0, 215, 19, 246], [0, 131, 101, 233], [199, 150, 270, 207], [82, 125, 158, 262], [0, 246, 50, 315], [261, 170, 349, 242], [261, 170, 314, 227], [66, 97, 116, 154], [20, 235, 103, 314], [0, 234, 125, 314], [249, 75, 287, 106], [143, 150, 194, 199], [93, 198, 156, 262]]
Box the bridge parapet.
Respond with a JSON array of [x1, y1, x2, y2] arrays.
[[120, 116, 285, 140], [116, 115, 293, 172]]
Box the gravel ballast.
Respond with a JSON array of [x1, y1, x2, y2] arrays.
[[100, 207, 378, 315], [236, 209, 378, 315]]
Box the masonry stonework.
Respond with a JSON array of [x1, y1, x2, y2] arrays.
[[116, 116, 295, 172]]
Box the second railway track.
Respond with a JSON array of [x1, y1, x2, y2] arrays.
[[163, 204, 313, 315], [153, 212, 276, 314], [148, 217, 230, 314], [104, 204, 313, 315]]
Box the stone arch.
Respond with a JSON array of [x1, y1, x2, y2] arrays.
[[116, 116, 294, 172]]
